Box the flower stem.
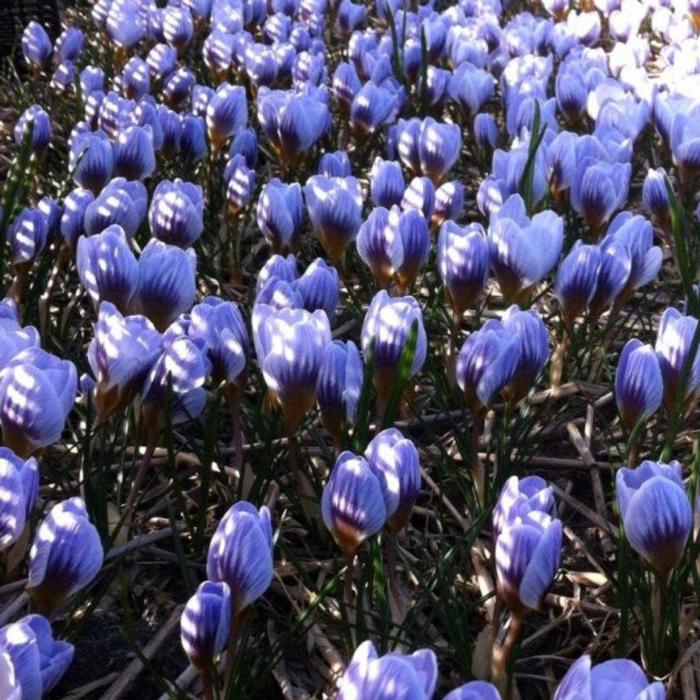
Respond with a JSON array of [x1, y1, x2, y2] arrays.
[[491, 612, 523, 700]]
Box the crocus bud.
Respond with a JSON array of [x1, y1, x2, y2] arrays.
[[616, 460, 692, 576], [293, 258, 340, 320], [158, 106, 182, 159], [206, 502, 274, 612], [21, 22, 52, 70], [0, 650, 20, 700], [181, 581, 231, 677], [206, 83, 248, 152], [106, 0, 146, 51], [225, 155, 256, 215], [317, 340, 362, 443], [69, 132, 113, 195], [134, 239, 197, 331], [163, 5, 194, 51], [120, 57, 150, 100], [615, 339, 663, 430], [84, 178, 148, 238], [365, 428, 420, 534], [554, 655, 665, 700], [188, 297, 249, 386], [229, 128, 258, 168], [304, 175, 363, 261], [493, 475, 555, 543], [402, 176, 435, 220], [642, 167, 671, 231], [7, 208, 49, 266], [433, 181, 465, 229], [322, 452, 387, 556], [163, 68, 197, 108], [14, 106, 52, 153], [77, 225, 139, 312], [318, 150, 352, 178], [0, 614, 74, 699], [437, 221, 490, 317], [27, 498, 103, 614], [474, 113, 498, 152], [555, 72, 587, 123], [87, 302, 162, 423], [418, 118, 461, 185], [257, 254, 298, 293], [181, 115, 208, 163], [449, 63, 494, 118], [393, 208, 430, 292], [356, 206, 397, 289], [370, 158, 405, 209], [444, 682, 501, 700], [146, 43, 178, 82], [350, 82, 399, 135], [332, 62, 361, 113], [203, 30, 234, 82], [655, 308, 700, 412], [257, 179, 304, 253], [0, 447, 38, 550], [0, 348, 78, 458], [361, 291, 427, 406], [337, 640, 437, 700], [113, 125, 156, 181], [256, 307, 331, 432], [149, 180, 204, 248], [554, 243, 602, 328], [496, 507, 562, 613], [588, 240, 632, 317]]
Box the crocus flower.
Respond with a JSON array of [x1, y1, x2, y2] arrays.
[[437, 221, 490, 318], [418, 118, 461, 185], [69, 132, 113, 194], [670, 110, 700, 185], [203, 31, 234, 83], [317, 340, 362, 443], [655, 308, 700, 412], [49, 62, 75, 95], [293, 258, 340, 320], [0, 452, 31, 553], [84, 178, 148, 238], [225, 155, 256, 215], [77, 225, 139, 312], [14, 105, 52, 153], [304, 175, 363, 261], [449, 63, 494, 118], [615, 339, 663, 430], [496, 505, 562, 612], [257, 255, 298, 293], [149, 180, 204, 248], [134, 239, 197, 332], [206, 83, 248, 152], [349, 82, 399, 135], [256, 307, 331, 432], [163, 5, 194, 50], [113, 125, 156, 181], [474, 113, 499, 153], [554, 243, 602, 329], [22, 21, 52, 70], [444, 682, 502, 700], [106, 0, 146, 50], [206, 502, 274, 612], [87, 301, 162, 423], [322, 452, 387, 556], [0, 614, 74, 700], [0, 347, 78, 458], [317, 151, 351, 178], [493, 475, 555, 543], [488, 195, 564, 303], [146, 42, 178, 82], [365, 428, 420, 534], [433, 181, 465, 228], [555, 72, 587, 124], [180, 581, 231, 676], [181, 115, 208, 163], [121, 57, 150, 100], [616, 460, 692, 575], [27, 498, 103, 614], [554, 655, 665, 700], [0, 650, 20, 700], [361, 291, 427, 407], [7, 208, 49, 266], [257, 179, 305, 253], [588, 241, 632, 318], [642, 168, 671, 231], [336, 640, 437, 700], [370, 158, 405, 209], [163, 67, 196, 107], [230, 128, 258, 168], [332, 62, 361, 113]]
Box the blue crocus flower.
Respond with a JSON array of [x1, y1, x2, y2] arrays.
[[69, 131, 113, 194], [332, 62, 362, 113], [554, 243, 602, 328], [642, 167, 671, 231], [149, 179, 204, 248], [84, 177, 148, 238], [163, 5, 194, 51], [7, 207, 49, 266], [474, 113, 499, 153], [113, 125, 156, 181], [615, 339, 663, 430], [417, 118, 461, 185], [27, 498, 103, 614], [54, 26, 84, 64], [14, 106, 52, 153], [444, 681, 501, 700], [206, 82, 248, 152], [21, 21, 52, 70], [293, 258, 340, 320], [350, 82, 399, 135], [257, 179, 305, 253], [121, 57, 150, 100], [0, 448, 39, 553], [449, 62, 494, 118], [317, 150, 352, 177]]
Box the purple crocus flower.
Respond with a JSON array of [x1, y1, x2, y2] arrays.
[[7, 207, 49, 266], [336, 640, 437, 700], [0, 614, 74, 700], [370, 158, 405, 209], [655, 308, 700, 413], [433, 180, 465, 228], [163, 5, 194, 51], [14, 105, 52, 152], [149, 180, 204, 248], [474, 113, 499, 153], [180, 581, 231, 676], [106, 0, 146, 50], [203, 30, 234, 83], [615, 339, 663, 430], [317, 340, 363, 442], [588, 241, 632, 318], [22, 21, 52, 70], [616, 460, 692, 576], [418, 118, 461, 185], [224, 154, 256, 215], [642, 167, 671, 231], [84, 177, 148, 238], [206, 83, 248, 152], [181, 115, 208, 163], [554, 655, 665, 700], [0, 448, 38, 552], [77, 225, 139, 312], [256, 255, 298, 293], [493, 475, 555, 543], [449, 63, 494, 118], [69, 131, 113, 194], [206, 502, 274, 612], [554, 243, 602, 329], [121, 57, 150, 100], [322, 452, 387, 556], [365, 428, 421, 534], [317, 151, 352, 178], [444, 681, 501, 700], [304, 175, 363, 261], [257, 179, 305, 253], [27, 498, 103, 614], [350, 82, 399, 134], [332, 62, 362, 113], [293, 258, 340, 320], [113, 125, 156, 181], [53, 27, 83, 65]]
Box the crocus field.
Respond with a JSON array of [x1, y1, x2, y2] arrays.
[[1, 0, 699, 697]]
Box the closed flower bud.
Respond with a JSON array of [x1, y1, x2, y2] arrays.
[[146, 43, 178, 82], [365, 428, 420, 534], [256, 254, 298, 293], [588, 240, 632, 317], [206, 502, 274, 611], [26, 500, 100, 621], [256, 307, 330, 432], [474, 112, 498, 152], [257, 179, 305, 253], [318, 150, 352, 177], [322, 452, 387, 556], [433, 180, 465, 228], [0, 614, 74, 700], [113, 125, 156, 181], [149, 180, 204, 248], [229, 128, 258, 169], [106, 0, 146, 50], [418, 118, 461, 185], [134, 239, 197, 331], [22, 22, 52, 70], [80, 66, 105, 95], [555, 72, 587, 123], [69, 132, 113, 194], [449, 63, 494, 118], [77, 225, 139, 311], [642, 167, 671, 230], [444, 682, 501, 700], [293, 258, 339, 320], [437, 221, 490, 317], [402, 176, 435, 220], [121, 57, 150, 100], [615, 339, 663, 430], [14, 106, 52, 153], [163, 6, 194, 51], [554, 243, 602, 328], [87, 302, 162, 423], [7, 208, 49, 265], [84, 178, 148, 238], [554, 655, 665, 700], [370, 158, 405, 209], [180, 581, 231, 676], [350, 82, 399, 134], [337, 640, 437, 700], [206, 83, 248, 152], [332, 62, 361, 113], [493, 475, 555, 543], [181, 115, 208, 163], [203, 31, 234, 83], [617, 460, 692, 576]]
